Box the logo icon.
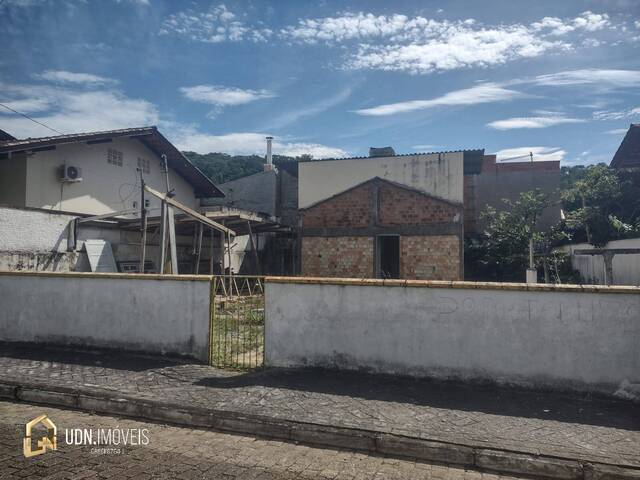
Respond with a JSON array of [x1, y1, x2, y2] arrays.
[[23, 414, 57, 458]]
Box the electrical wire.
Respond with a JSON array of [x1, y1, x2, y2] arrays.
[[0, 102, 64, 135]]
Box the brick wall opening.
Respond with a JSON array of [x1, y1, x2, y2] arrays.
[[376, 235, 400, 279]]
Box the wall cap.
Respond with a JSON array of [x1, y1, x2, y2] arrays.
[[0, 271, 212, 282], [264, 276, 640, 294]]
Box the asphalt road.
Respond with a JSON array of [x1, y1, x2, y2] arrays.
[[0, 400, 528, 480]]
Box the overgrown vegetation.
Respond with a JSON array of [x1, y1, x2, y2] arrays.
[[469, 163, 640, 283], [183, 151, 309, 183]]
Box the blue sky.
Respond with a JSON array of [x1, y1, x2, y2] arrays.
[[1, 0, 639, 164]]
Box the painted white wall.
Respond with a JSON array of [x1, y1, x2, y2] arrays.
[[265, 281, 640, 394], [25, 137, 197, 215], [564, 238, 640, 286], [298, 152, 464, 209], [0, 273, 211, 361]]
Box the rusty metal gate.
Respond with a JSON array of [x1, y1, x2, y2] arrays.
[[209, 275, 265, 369]]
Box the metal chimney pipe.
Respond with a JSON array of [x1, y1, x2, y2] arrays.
[[264, 136, 274, 172], [266, 136, 273, 165]]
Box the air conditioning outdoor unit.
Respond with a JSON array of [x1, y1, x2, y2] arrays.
[[59, 165, 83, 183]]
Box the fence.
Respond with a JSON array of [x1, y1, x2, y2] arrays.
[[265, 277, 640, 394], [209, 275, 265, 369]]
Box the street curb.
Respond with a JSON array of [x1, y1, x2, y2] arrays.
[[2, 380, 639, 480]]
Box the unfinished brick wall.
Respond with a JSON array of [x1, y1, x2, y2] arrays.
[[378, 182, 461, 225], [401, 235, 460, 280], [301, 183, 372, 228], [300, 177, 462, 280], [301, 237, 373, 278]]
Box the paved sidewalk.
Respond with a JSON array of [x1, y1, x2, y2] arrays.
[[2, 401, 528, 480], [0, 343, 638, 473]]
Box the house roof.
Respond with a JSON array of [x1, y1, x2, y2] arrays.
[[300, 148, 485, 175], [300, 176, 463, 211], [610, 124, 640, 169], [299, 148, 484, 163], [0, 126, 224, 198]]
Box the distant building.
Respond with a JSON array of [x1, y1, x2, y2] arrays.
[[463, 154, 561, 235]]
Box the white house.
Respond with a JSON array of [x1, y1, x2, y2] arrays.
[[0, 126, 223, 215]]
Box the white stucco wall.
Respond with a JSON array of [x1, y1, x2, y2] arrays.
[[265, 280, 640, 393], [564, 238, 640, 286], [24, 137, 197, 215], [298, 152, 464, 209], [0, 272, 211, 361]]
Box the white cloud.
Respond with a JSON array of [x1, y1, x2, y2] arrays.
[[487, 115, 585, 130], [0, 83, 158, 138], [159, 8, 624, 75], [592, 107, 640, 120], [173, 131, 347, 158], [529, 69, 640, 88], [605, 128, 629, 135], [179, 85, 275, 106], [354, 83, 523, 116], [495, 147, 566, 162], [0, 97, 53, 113], [160, 4, 271, 43], [345, 25, 569, 74], [412, 144, 438, 150], [34, 70, 117, 86], [531, 11, 610, 35], [267, 87, 353, 129]]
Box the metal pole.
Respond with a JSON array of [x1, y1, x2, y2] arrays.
[[139, 169, 147, 273], [194, 223, 203, 274], [159, 200, 167, 274]]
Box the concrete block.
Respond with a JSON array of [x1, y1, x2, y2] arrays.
[[475, 449, 583, 479], [376, 434, 474, 465], [593, 465, 640, 480], [18, 388, 77, 408], [0, 383, 17, 400], [290, 424, 376, 451]]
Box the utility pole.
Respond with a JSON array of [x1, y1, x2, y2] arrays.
[[139, 168, 147, 273]]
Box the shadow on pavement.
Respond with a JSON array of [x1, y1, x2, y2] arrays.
[[0, 342, 187, 372], [196, 367, 640, 431]]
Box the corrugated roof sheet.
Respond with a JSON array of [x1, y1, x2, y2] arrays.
[[299, 148, 485, 163]]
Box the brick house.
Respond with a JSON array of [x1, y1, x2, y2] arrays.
[[299, 177, 463, 280]]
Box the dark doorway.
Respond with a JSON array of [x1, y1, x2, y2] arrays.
[[376, 235, 400, 279]]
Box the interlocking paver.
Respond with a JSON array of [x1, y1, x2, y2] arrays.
[[1, 401, 530, 479], [0, 343, 638, 468]]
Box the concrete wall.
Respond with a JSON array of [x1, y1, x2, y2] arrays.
[[0, 272, 212, 361], [564, 238, 640, 286], [265, 278, 640, 394], [0, 152, 27, 206], [466, 159, 561, 235], [22, 137, 197, 215], [298, 152, 464, 209], [0, 206, 211, 273]]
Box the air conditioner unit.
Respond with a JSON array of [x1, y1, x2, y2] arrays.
[[59, 165, 83, 183]]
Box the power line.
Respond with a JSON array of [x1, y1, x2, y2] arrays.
[[0, 102, 64, 135]]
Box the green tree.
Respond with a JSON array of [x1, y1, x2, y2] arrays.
[[561, 164, 639, 246], [470, 189, 551, 281], [182, 151, 309, 183]]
